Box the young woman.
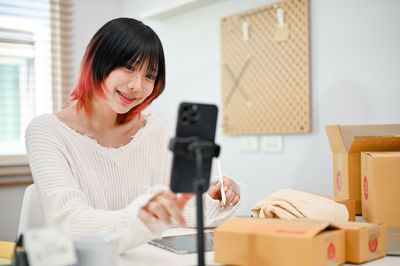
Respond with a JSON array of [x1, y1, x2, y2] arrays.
[[25, 18, 241, 253]]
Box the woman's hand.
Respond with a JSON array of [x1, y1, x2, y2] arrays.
[[138, 191, 193, 227], [208, 176, 240, 210]]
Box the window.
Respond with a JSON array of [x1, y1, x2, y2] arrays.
[[0, 0, 72, 157]]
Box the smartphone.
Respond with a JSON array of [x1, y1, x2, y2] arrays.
[[170, 102, 218, 193]]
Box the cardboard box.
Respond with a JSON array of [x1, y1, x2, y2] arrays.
[[325, 124, 400, 214], [214, 217, 345, 266], [320, 195, 356, 222], [361, 151, 400, 228], [333, 221, 386, 264]]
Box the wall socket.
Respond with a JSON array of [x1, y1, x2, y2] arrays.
[[261, 136, 283, 152], [240, 136, 259, 152]]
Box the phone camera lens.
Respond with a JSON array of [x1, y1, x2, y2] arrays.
[[191, 111, 200, 122], [181, 116, 189, 126]]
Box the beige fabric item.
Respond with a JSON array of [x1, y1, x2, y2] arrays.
[[250, 189, 349, 222]]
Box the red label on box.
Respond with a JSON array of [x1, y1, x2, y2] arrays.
[[363, 176, 368, 200], [369, 235, 378, 253], [336, 171, 342, 192], [327, 243, 336, 260]]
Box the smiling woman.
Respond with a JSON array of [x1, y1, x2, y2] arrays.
[[24, 18, 242, 253]]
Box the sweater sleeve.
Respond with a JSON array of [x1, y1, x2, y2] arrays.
[[25, 116, 165, 254]]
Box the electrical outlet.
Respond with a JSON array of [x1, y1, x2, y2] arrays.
[[261, 136, 283, 152], [240, 136, 259, 152]]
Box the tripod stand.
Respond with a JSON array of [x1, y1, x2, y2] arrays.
[[169, 136, 220, 266]]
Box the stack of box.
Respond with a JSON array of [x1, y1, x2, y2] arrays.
[[325, 124, 400, 214], [214, 218, 387, 265], [214, 123, 400, 265]]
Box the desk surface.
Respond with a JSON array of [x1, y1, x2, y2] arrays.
[[118, 228, 400, 266]]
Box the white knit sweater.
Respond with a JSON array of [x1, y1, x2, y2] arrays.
[[25, 114, 239, 253]]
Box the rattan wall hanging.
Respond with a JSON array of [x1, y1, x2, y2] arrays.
[[220, 0, 310, 135]]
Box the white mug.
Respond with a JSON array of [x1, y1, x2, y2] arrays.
[[73, 233, 119, 266]]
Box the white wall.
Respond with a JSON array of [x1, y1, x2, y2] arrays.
[[71, 0, 123, 79], [65, 0, 400, 217], [116, 0, 400, 215]]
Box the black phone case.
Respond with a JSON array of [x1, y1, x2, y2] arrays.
[[170, 102, 218, 193]]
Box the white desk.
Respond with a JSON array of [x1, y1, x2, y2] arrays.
[[119, 228, 218, 266], [118, 228, 400, 266]]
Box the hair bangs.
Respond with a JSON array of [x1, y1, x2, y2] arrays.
[[126, 32, 163, 79]]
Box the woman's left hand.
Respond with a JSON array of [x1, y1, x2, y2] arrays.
[[208, 176, 240, 210]]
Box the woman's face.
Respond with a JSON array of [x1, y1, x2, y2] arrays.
[[102, 60, 157, 114]]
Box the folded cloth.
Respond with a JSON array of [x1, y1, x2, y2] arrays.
[[250, 189, 348, 222]]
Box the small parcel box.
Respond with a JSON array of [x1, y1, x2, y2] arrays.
[[333, 221, 386, 264], [214, 217, 345, 266], [325, 124, 400, 214], [361, 151, 400, 228]]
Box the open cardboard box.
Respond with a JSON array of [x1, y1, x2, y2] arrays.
[[214, 217, 345, 266], [325, 124, 400, 214]]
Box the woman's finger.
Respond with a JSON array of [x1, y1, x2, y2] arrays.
[[176, 193, 194, 210], [208, 182, 221, 199], [222, 176, 233, 187], [230, 194, 240, 207], [159, 196, 186, 227], [148, 200, 172, 225], [224, 187, 235, 207], [138, 209, 157, 223], [161, 190, 177, 200]]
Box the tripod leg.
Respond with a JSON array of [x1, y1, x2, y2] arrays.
[[196, 184, 205, 266]]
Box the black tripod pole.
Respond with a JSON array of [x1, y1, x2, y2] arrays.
[[194, 147, 205, 266], [170, 136, 220, 266]]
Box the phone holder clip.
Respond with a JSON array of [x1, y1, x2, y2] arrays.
[[169, 136, 220, 160]]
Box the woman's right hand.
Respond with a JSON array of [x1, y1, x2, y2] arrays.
[[138, 190, 193, 227]]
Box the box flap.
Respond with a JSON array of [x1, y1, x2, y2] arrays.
[[325, 125, 346, 152], [332, 221, 381, 230], [348, 136, 400, 152], [362, 151, 400, 158], [339, 124, 400, 151], [217, 217, 331, 238]]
